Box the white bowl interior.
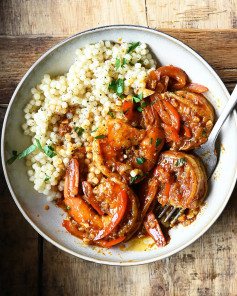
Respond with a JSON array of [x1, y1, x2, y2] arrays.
[[2, 26, 237, 265]]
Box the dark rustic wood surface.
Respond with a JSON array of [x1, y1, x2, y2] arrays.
[[1, 1, 237, 296]]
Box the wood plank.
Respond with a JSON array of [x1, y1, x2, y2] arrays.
[[1, 29, 237, 104], [147, 0, 237, 29], [0, 106, 39, 296], [0, 0, 147, 36], [1, 0, 237, 36]]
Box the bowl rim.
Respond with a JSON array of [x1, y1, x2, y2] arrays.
[[1, 24, 237, 266]]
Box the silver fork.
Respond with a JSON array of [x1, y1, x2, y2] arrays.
[[158, 85, 237, 226]]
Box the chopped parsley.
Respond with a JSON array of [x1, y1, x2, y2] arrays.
[[202, 130, 207, 137], [130, 174, 143, 184], [155, 138, 162, 148], [129, 62, 134, 66], [150, 138, 153, 144], [7, 139, 57, 165], [44, 145, 57, 158], [116, 58, 127, 70], [108, 79, 124, 96], [138, 59, 144, 64], [123, 107, 131, 114], [81, 143, 84, 147], [175, 158, 187, 167], [74, 127, 79, 132], [44, 174, 51, 182], [137, 101, 147, 112], [136, 157, 146, 165], [116, 58, 120, 70], [77, 128, 84, 136], [132, 92, 143, 103], [66, 206, 71, 210], [35, 139, 43, 152], [95, 135, 108, 139], [150, 99, 156, 106], [108, 111, 114, 118], [6, 150, 19, 165], [121, 58, 127, 67], [119, 94, 125, 100], [127, 42, 140, 53], [91, 128, 98, 133]]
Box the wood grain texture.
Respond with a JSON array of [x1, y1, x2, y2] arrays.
[[1, 0, 237, 35], [0, 107, 39, 296], [1, 29, 237, 104], [147, 0, 237, 29], [1, 1, 237, 296]]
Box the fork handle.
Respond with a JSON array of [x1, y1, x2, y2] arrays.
[[208, 84, 237, 143]]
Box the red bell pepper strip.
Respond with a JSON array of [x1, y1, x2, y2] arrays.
[[144, 212, 166, 247], [123, 100, 134, 121], [162, 100, 180, 132]]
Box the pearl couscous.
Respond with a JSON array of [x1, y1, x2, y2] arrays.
[[22, 41, 156, 201]]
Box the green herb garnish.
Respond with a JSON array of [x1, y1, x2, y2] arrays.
[[35, 139, 44, 152], [116, 58, 121, 70], [121, 58, 127, 67], [66, 206, 71, 210], [127, 42, 140, 53], [175, 158, 187, 167], [44, 145, 57, 158], [6, 151, 18, 165], [77, 128, 84, 136], [136, 157, 146, 165], [119, 94, 125, 100], [202, 130, 207, 137], [150, 138, 153, 144], [95, 135, 108, 139], [81, 143, 84, 147], [137, 106, 143, 112], [130, 174, 143, 184], [150, 100, 156, 106], [138, 59, 144, 64], [141, 102, 147, 108], [75, 127, 79, 132], [109, 111, 114, 118], [44, 174, 51, 182], [132, 92, 143, 103], [91, 128, 98, 133], [108, 79, 124, 96], [123, 107, 130, 114], [7, 139, 57, 165], [155, 138, 162, 148], [129, 62, 134, 66]]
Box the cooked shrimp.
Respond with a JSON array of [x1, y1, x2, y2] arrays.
[[145, 151, 207, 209], [63, 158, 140, 247], [92, 104, 165, 184], [151, 91, 214, 150]]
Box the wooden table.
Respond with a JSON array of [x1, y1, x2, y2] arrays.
[[1, 1, 237, 295]]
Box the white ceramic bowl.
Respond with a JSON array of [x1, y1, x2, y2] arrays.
[[2, 25, 237, 265]]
